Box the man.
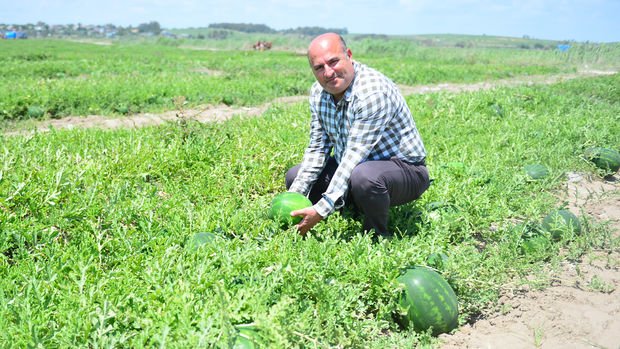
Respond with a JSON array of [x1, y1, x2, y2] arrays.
[[285, 33, 430, 237]]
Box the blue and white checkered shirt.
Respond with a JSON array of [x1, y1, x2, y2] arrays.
[[289, 61, 426, 217]]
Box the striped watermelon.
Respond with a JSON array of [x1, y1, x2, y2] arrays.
[[188, 232, 218, 250], [524, 164, 549, 180], [268, 192, 312, 226], [233, 335, 255, 349], [542, 209, 581, 240], [585, 147, 620, 174], [233, 325, 261, 349], [396, 266, 459, 336]]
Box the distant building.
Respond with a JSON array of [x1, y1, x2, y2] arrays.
[[557, 44, 571, 52], [4, 31, 27, 39], [160, 31, 177, 38]]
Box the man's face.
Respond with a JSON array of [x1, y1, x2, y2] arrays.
[[308, 40, 355, 101]]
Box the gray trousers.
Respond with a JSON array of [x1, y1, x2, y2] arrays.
[[285, 157, 430, 236]]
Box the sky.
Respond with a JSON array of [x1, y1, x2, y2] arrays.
[[1, 0, 619, 43]]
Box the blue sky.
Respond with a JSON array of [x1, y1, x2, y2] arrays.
[[1, 0, 618, 42]]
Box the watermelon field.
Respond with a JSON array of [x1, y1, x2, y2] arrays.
[[1, 35, 619, 347]]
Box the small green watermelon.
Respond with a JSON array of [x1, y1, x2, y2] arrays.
[[541, 209, 581, 240], [396, 266, 459, 336], [233, 335, 255, 349], [233, 324, 262, 349], [585, 147, 620, 174], [512, 221, 542, 239], [27, 105, 45, 119], [269, 192, 312, 226], [524, 164, 549, 180], [188, 232, 217, 250]]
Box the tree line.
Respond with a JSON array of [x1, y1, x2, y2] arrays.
[[1, 21, 347, 39], [208, 23, 348, 36]]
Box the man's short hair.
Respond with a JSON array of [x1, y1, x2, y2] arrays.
[[338, 35, 348, 53]]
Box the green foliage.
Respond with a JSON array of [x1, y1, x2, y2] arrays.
[[0, 40, 313, 120], [0, 38, 618, 347], [521, 235, 553, 257], [3, 38, 618, 121], [426, 252, 449, 271]]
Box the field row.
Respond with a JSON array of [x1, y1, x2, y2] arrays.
[[3, 39, 618, 122]]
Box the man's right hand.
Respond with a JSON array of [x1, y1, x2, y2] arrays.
[[290, 207, 324, 236]]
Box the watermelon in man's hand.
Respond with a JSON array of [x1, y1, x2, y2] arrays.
[[269, 192, 312, 227]]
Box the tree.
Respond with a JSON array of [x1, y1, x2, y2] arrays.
[[138, 21, 161, 34], [281, 26, 348, 36], [208, 23, 275, 33]]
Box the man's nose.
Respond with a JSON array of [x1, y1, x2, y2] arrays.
[[323, 64, 335, 77]]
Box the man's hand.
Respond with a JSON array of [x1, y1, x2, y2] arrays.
[[290, 207, 323, 236]]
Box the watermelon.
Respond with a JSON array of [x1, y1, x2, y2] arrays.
[[444, 162, 465, 171], [188, 232, 218, 250], [232, 327, 260, 349], [442, 162, 466, 176], [512, 221, 541, 238], [27, 105, 45, 119], [541, 209, 581, 240], [233, 335, 255, 349], [268, 192, 312, 226], [524, 164, 549, 180], [585, 147, 620, 174], [396, 266, 459, 336], [521, 235, 552, 256]]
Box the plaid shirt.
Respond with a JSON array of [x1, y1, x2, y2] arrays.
[[290, 61, 426, 217]]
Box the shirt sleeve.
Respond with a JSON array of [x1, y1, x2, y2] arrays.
[[288, 100, 332, 196], [314, 91, 394, 217]]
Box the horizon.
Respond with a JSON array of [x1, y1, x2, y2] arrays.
[[1, 0, 619, 43], [2, 21, 603, 44]]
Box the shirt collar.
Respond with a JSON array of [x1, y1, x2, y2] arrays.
[[342, 61, 359, 103]]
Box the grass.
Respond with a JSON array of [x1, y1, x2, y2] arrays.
[[1, 64, 619, 346], [2, 37, 618, 122], [533, 326, 545, 347]]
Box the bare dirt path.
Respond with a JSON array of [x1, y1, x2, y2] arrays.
[[3, 69, 619, 349], [3, 69, 616, 136]]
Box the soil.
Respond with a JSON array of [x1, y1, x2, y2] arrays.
[[4, 69, 619, 349]]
